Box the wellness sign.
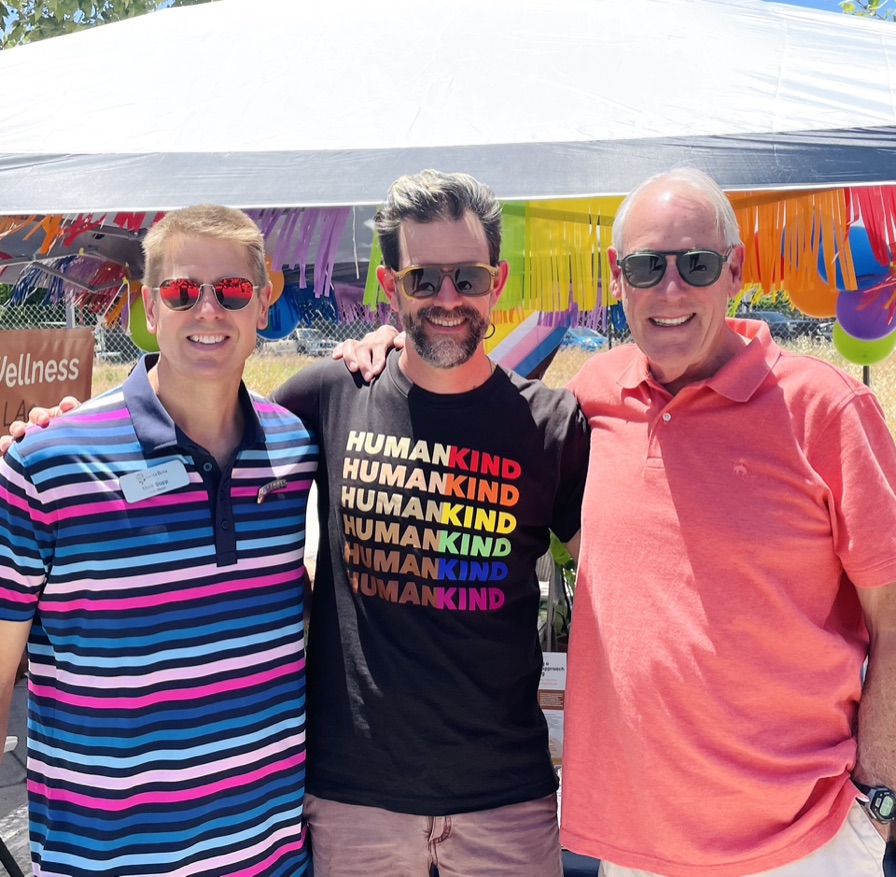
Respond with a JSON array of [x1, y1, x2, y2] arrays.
[[0, 329, 94, 428]]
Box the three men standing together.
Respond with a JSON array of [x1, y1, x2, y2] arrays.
[[1, 167, 895, 877]]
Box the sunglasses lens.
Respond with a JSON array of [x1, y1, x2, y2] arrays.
[[159, 279, 201, 311], [215, 277, 256, 310], [677, 251, 724, 287], [452, 266, 494, 296], [158, 278, 255, 311], [402, 267, 441, 298], [621, 254, 666, 288], [399, 265, 495, 298]]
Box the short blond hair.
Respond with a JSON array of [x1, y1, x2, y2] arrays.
[[142, 205, 267, 288]]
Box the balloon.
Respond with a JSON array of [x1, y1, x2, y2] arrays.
[[127, 293, 160, 353], [787, 277, 839, 319], [257, 282, 303, 340], [835, 282, 896, 341], [269, 270, 285, 304], [832, 321, 896, 366], [819, 225, 887, 291], [847, 226, 885, 280], [265, 255, 285, 304]]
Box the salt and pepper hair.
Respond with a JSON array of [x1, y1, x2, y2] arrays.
[[142, 205, 268, 289], [612, 167, 743, 254], [375, 169, 503, 269]]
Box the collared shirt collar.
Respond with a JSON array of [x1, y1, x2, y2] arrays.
[[617, 318, 782, 402], [122, 354, 264, 455]]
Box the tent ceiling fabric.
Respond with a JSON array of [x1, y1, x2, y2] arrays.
[[1, 0, 896, 213]]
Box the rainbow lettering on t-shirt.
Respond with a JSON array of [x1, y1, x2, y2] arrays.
[[341, 430, 520, 611]]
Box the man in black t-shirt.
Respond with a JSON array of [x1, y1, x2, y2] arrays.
[[273, 170, 589, 877]]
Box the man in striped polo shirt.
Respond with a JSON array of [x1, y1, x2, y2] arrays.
[[0, 206, 317, 876]]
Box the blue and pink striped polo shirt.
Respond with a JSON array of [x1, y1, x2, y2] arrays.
[[0, 356, 317, 877]]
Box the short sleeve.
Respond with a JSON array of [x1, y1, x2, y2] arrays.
[[809, 389, 896, 589], [0, 448, 49, 623]]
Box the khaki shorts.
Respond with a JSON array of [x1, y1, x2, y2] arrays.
[[305, 791, 562, 877], [600, 799, 886, 877]]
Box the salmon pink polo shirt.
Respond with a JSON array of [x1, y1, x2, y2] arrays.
[[561, 319, 896, 876]]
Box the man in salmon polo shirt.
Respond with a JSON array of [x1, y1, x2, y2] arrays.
[[561, 167, 896, 877]]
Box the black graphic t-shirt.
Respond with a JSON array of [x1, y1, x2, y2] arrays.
[[273, 353, 589, 815]]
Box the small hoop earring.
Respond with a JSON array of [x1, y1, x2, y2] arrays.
[[484, 322, 496, 340]]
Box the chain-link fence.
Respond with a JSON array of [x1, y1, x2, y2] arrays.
[[0, 287, 396, 399], [4, 289, 896, 435]]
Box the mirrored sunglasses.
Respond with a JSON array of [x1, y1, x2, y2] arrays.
[[392, 263, 499, 299], [153, 277, 259, 312], [618, 248, 733, 289]]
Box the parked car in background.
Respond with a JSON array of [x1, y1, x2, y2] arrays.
[[796, 316, 835, 341], [737, 309, 833, 342], [258, 328, 323, 356], [292, 328, 320, 353], [561, 326, 608, 352], [743, 310, 798, 340], [308, 337, 341, 357]]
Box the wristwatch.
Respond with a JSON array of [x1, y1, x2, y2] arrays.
[[854, 781, 896, 823]]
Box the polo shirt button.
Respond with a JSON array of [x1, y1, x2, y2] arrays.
[[662, 413, 672, 423], [221, 520, 230, 530], [202, 462, 213, 473]]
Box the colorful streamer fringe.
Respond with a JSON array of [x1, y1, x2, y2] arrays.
[[3, 188, 896, 326]]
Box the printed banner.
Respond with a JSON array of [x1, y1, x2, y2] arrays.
[[0, 329, 94, 428]]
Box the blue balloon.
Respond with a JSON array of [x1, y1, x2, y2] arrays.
[[818, 226, 887, 290], [257, 283, 304, 340]]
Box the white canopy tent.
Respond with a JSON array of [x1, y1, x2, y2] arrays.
[[1, 0, 895, 215]]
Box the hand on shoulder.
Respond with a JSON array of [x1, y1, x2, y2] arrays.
[[332, 327, 404, 382], [0, 396, 82, 457]]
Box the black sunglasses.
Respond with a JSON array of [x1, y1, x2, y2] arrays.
[[618, 248, 733, 289], [152, 277, 259, 312]]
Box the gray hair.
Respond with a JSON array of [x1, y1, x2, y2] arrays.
[[612, 167, 743, 254], [375, 169, 502, 269]]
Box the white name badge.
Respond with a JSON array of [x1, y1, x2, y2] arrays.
[[120, 460, 190, 503]]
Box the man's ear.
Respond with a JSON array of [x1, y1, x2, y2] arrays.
[[142, 285, 159, 334], [490, 261, 511, 306], [608, 248, 624, 301], [726, 245, 745, 299], [377, 265, 400, 313], [257, 282, 272, 330]]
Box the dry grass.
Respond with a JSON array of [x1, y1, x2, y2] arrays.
[[91, 340, 896, 439], [90, 353, 319, 399]]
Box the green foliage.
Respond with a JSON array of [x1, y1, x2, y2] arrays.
[[0, 0, 214, 49], [840, 0, 896, 22]]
